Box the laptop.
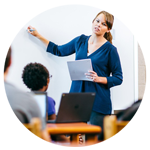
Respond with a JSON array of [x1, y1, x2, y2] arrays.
[[47, 93, 95, 123], [32, 91, 48, 121]]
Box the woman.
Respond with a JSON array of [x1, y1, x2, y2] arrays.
[[28, 10, 123, 141]]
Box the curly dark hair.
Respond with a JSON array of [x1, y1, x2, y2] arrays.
[[22, 62, 50, 91]]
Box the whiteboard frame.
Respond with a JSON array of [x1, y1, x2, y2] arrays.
[[134, 37, 138, 102]]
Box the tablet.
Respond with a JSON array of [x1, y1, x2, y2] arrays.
[[67, 59, 93, 81]]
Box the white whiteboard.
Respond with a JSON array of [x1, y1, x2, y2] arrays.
[[7, 5, 136, 113]]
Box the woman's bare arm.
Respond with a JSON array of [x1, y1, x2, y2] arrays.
[[27, 26, 49, 47]]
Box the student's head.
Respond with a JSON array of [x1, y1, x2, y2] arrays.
[[92, 11, 114, 44], [4, 47, 12, 80], [22, 62, 50, 91]]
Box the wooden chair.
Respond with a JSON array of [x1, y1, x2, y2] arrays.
[[104, 115, 144, 141], [16, 118, 41, 142]]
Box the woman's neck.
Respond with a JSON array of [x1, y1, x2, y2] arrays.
[[90, 34, 106, 44]]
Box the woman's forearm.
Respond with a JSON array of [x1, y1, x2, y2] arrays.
[[37, 34, 49, 47], [27, 26, 49, 47]]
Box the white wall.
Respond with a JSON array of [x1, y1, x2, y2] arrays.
[[111, 17, 135, 110], [7, 5, 137, 113]]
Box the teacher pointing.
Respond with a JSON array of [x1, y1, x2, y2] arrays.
[[28, 10, 123, 140]]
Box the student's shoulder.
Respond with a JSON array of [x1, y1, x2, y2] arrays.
[[47, 96, 56, 104], [5, 82, 25, 98], [4, 81, 16, 91], [5, 82, 40, 114], [5, 82, 36, 103], [18, 91, 41, 116]]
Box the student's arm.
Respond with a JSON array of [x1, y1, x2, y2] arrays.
[[41, 129, 51, 142], [48, 114, 56, 120], [53, 135, 70, 142]]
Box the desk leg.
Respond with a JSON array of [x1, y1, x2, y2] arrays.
[[71, 134, 79, 144], [70, 134, 98, 146], [86, 134, 98, 144]]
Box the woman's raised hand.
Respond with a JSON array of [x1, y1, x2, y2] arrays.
[[27, 26, 49, 46], [27, 26, 40, 38]]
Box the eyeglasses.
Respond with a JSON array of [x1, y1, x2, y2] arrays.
[[49, 75, 52, 78]]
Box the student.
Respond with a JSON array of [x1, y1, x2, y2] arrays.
[[22, 62, 56, 120], [4, 47, 51, 142], [22, 62, 70, 142], [27, 10, 123, 140]]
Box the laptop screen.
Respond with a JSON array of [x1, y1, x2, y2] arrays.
[[56, 93, 96, 123], [32, 92, 47, 119]]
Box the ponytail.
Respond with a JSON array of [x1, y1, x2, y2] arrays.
[[104, 32, 113, 44]]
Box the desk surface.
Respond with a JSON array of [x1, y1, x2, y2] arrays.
[[47, 122, 101, 135]]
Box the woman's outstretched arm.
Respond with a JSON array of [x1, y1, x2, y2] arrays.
[[27, 26, 49, 47]]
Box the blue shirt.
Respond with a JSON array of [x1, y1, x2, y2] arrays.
[[47, 34, 123, 114], [47, 96, 55, 116]]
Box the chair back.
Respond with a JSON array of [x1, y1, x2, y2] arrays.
[[104, 115, 144, 141], [16, 118, 41, 142]]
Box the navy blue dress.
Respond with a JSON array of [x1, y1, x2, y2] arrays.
[[47, 34, 123, 115]]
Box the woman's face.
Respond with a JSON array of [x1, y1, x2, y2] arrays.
[[92, 13, 110, 36]]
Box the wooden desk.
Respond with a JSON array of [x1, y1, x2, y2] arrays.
[[47, 122, 101, 145]]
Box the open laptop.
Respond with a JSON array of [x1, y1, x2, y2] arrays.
[[32, 91, 47, 122], [47, 93, 95, 123]]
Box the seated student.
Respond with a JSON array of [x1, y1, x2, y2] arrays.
[[116, 99, 144, 121], [22, 62, 70, 142], [22, 63, 56, 120], [4, 47, 51, 142]]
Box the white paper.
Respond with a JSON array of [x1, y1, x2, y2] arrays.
[[67, 59, 93, 81]]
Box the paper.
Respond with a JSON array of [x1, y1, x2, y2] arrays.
[[67, 59, 93, 81]]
